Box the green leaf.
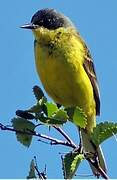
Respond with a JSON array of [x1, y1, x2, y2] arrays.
[[62, 152, 84, 179], [91, 121, 117, 146], [12, 118, 35, 147], [65, 107, 75, 119], [45, 102, 58, 117], [53, 109, 68, 121], [72, 107, 87, 128], [37, 108, 68, 125], [33, 85, 44, 101], [16, 110, 35, 119], [38, 115, 66, 125], [27, 103, 42, 114], [27, 159, 36, 179]]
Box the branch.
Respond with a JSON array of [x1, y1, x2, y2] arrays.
[[85, 155, 109, 179], [15, 109, 77, 148], [0, 123, 75, 148], [0, 122, 109, 179], [53, 125, 77, 148]]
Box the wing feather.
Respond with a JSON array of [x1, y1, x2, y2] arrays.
[[77, 34, 100, 115]]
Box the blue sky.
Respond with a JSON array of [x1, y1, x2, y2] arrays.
[[0, 0, 117, 178]]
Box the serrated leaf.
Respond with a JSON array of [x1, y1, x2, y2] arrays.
[[72, 107, 87, 128], [53, 109, 68, 121], [62, 152, 84, 179], [37, 108, 68, 125], [12, 118, 35, 147], [27, 159, 36, 179], [45, 102, 58, 117], [27, 103, 42, 114], [91, 121, 117, 146], [16, 110, 35, 120], [33, 85, 44, 101], [38, 115, 66, 125]]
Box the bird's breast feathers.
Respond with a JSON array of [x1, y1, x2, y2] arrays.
[[34, 27, 95, 117]]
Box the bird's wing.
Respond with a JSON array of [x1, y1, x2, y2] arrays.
[[83, 53, 100, 115], [78, 34, 100, 115]]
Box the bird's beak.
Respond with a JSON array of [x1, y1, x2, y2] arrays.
[[20, 23, 38, 29]]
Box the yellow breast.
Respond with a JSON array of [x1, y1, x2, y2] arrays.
[[34, 27, 96, 120]]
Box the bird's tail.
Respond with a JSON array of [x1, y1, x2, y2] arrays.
[[80, 129, 107, 177]]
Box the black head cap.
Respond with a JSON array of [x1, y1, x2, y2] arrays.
[[31, 8, 74, 30]]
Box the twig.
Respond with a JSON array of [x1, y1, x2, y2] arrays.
[[53, 125, 77, 148], [0, 122, 109, 179], [15, 108, 77, 148], [34, 156, 47, 179], [86, 156, 109, 179], [0, 123, 75, 148]]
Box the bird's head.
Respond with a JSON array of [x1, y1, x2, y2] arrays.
[[21, 8, 74, 30], [21, 8, 75, 39]]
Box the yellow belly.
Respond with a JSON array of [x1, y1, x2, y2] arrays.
[[34, 41, 95, 120]]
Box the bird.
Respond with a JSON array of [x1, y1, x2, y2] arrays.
[[21, 8, 106, 176]]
